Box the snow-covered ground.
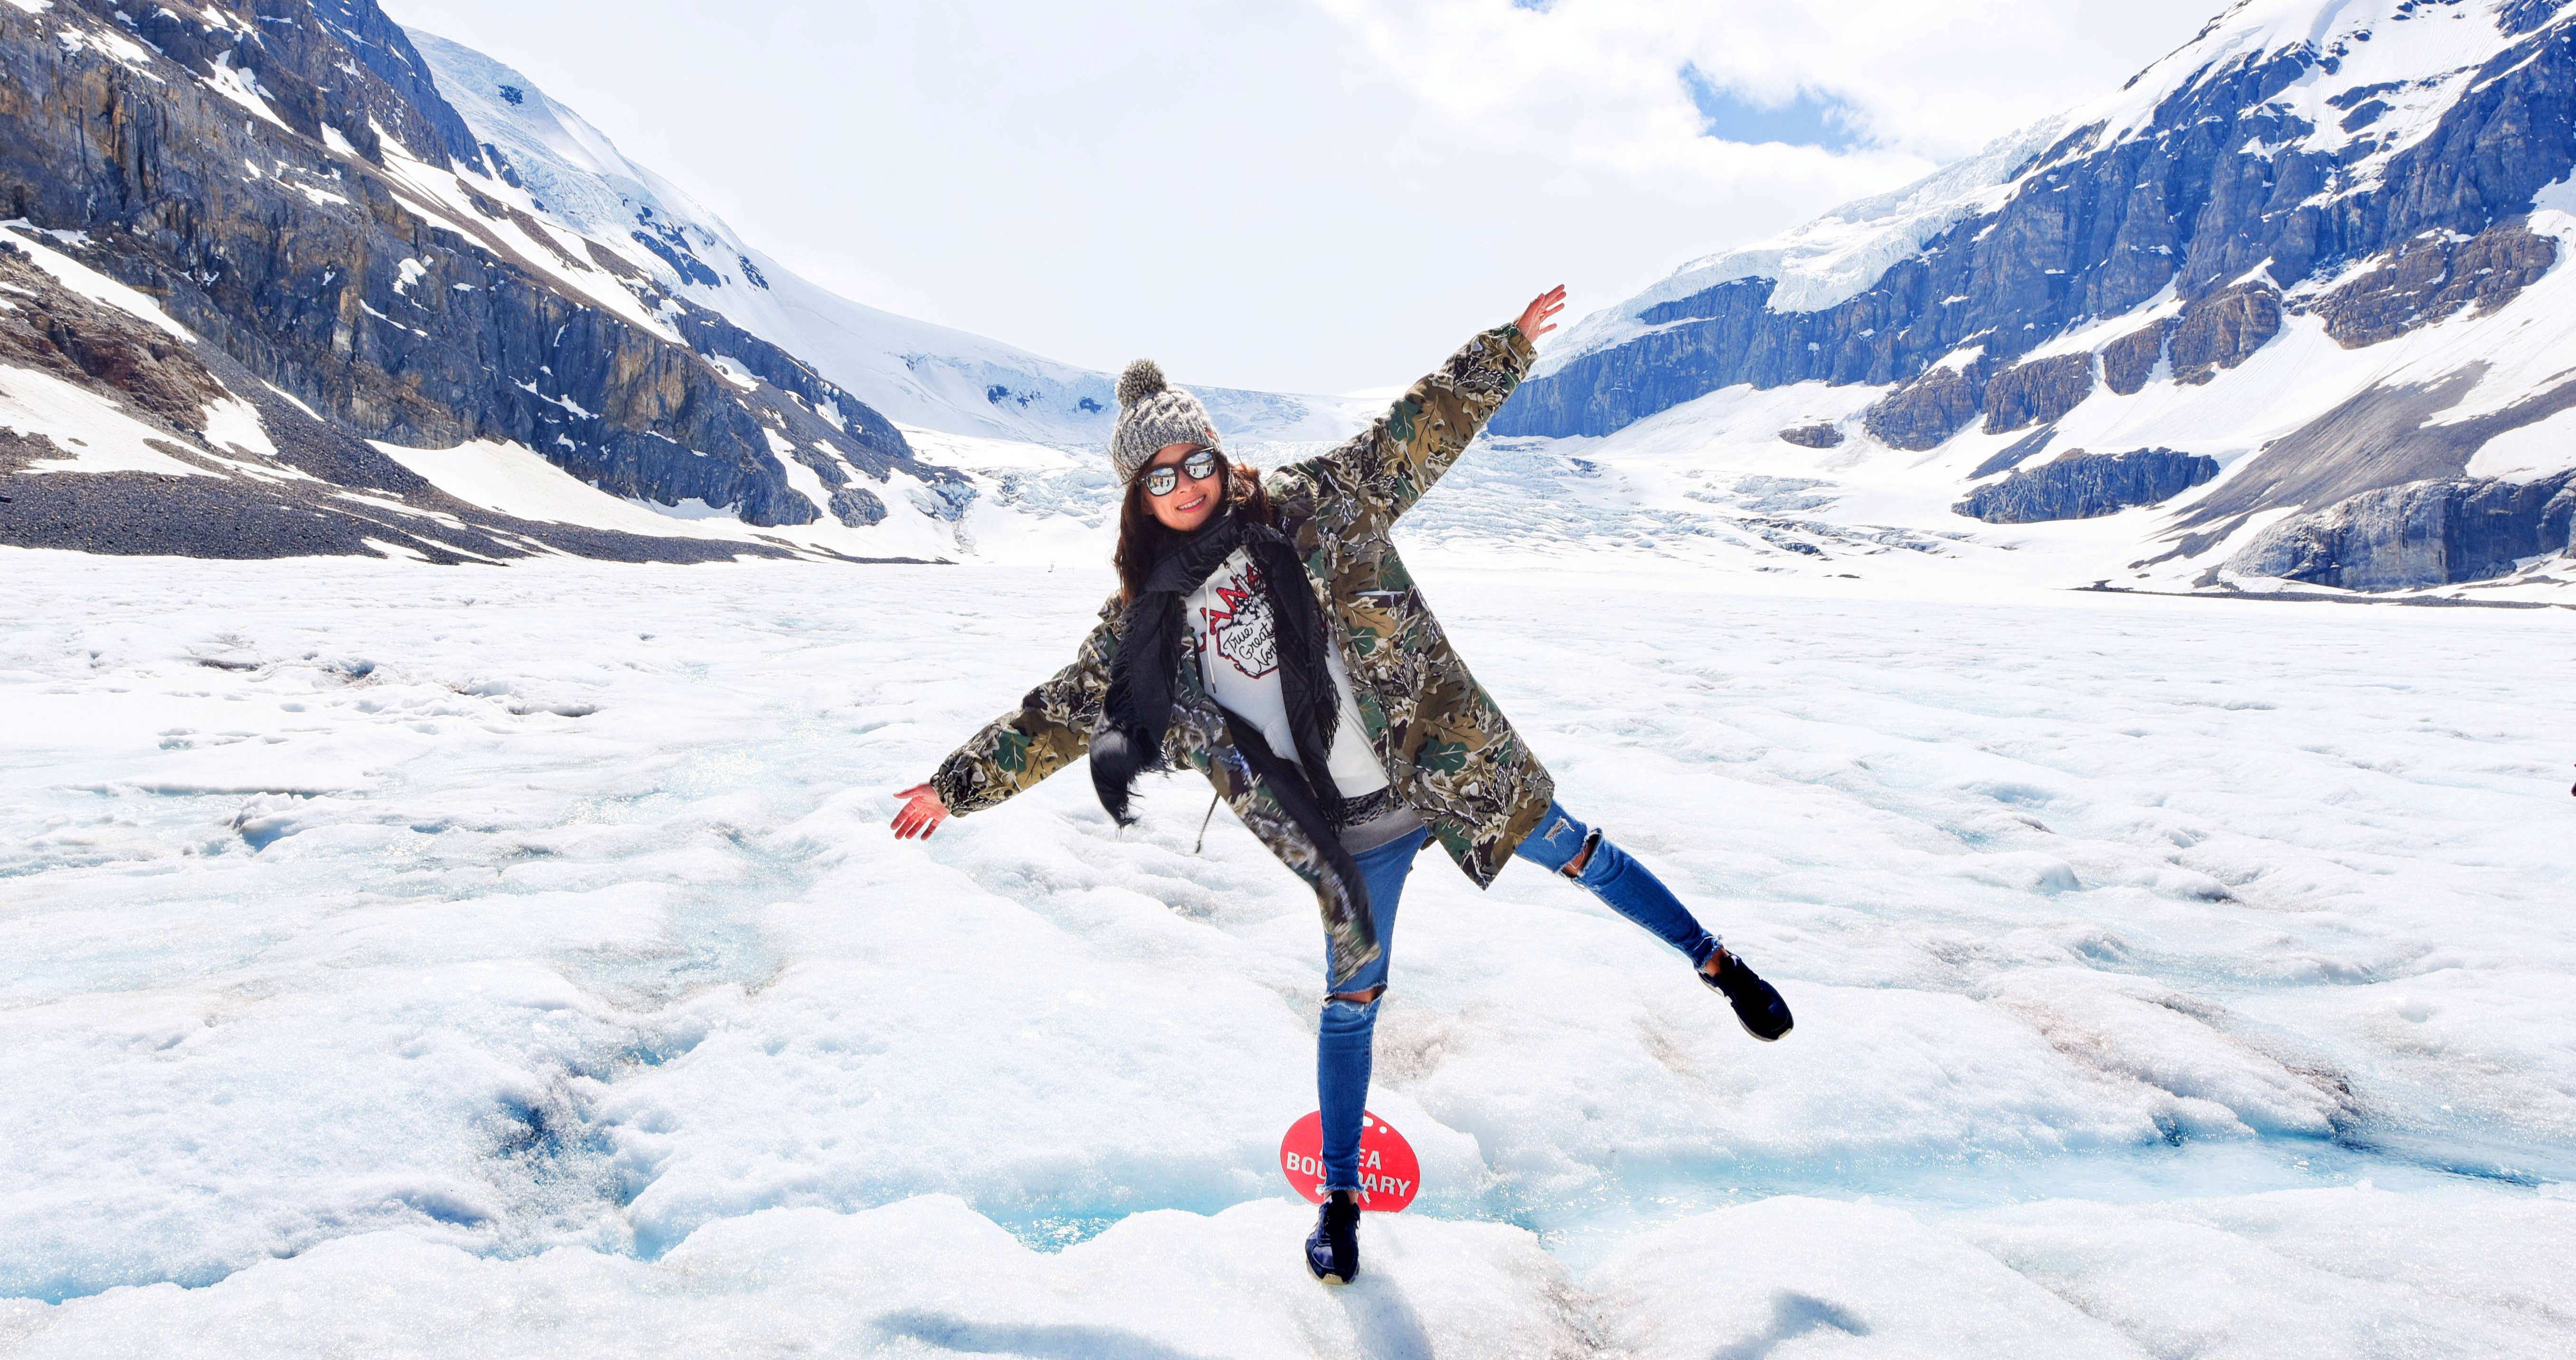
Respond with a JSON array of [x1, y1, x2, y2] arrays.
[[2, 551, 2571, 1357]]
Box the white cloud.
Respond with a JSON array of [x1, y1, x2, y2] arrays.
[[1316, 0, 2207, 170]]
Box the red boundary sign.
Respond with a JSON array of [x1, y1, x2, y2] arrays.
[[1279, 1109, 1420, 1211]]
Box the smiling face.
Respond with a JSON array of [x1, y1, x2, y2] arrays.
[[1139, 442, 1224, 533]]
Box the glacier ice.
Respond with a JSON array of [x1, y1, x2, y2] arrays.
[[0, 551, 2569, 1354]]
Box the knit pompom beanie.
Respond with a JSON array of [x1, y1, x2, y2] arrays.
[[1110, 358, 1222, 482]]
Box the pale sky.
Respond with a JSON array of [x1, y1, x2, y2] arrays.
[[383, 0, 2214, 395]]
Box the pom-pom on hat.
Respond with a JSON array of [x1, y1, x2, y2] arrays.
[[1110, 358, 1222, 482]]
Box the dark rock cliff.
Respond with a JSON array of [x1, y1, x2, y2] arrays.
[[1955, 449, 2221, 524], [2227, 471, 2576, 589], [0, 0, 955, 554], [0, 243, 797, 562], [1864, 362, 1991, 450], [1493, 8, 2576, 442], [2165, 284, 2284, 386], [1978, 353, 2095, 436], [2312, 221, 2559, 347], [0, 243, 225, 433]]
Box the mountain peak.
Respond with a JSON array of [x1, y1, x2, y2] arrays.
[[1492, 0, 2576, 597]]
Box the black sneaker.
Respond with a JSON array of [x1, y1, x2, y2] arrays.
[[1703, 949, 1793, 1041], [1304, 1190, 1360, 1284]]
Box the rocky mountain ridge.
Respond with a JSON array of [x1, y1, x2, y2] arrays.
[[397, 28, 1367, 452], [1496, 0, 2576, 595], [0, 0, 961, 560], [7, 0, 2572, 593]]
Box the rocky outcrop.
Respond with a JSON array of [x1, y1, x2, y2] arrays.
[[2101, 282, 2287, 396], [1494, 8, 2576, 442], [2314, 220, 2558, 348], [2167, 283, 2284, 385], [828, 486, 888, 528], [81, 0, 485, 181], [1980, 354, 2095, 434], [1955, 449, 2219, 524], [2102, 325, 2165, 396], [1863, 348, 2099, 448], [663, 302, 908, 455], [1778, 423, 1844, 448], [0, 243, 821, 562], [1863, 362, 1990, 451], [0, 0, 956, 546], [2503, 0, 2564, 37], [0, 243, 226, 432], [2226, 471, 2576, 590]]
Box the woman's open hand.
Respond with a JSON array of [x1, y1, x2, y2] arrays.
[[890, 782, 950, 839], [1515, 285, 1566, 345]]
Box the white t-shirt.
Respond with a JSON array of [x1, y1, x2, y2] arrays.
[[1184, 547, 1391, 799]]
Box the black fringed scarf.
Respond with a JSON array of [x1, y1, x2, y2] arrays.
[[1091, 505, 1348, 830]]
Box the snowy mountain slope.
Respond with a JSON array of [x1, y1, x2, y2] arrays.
[[0, 0, 981, 563], [9, 0, 2566, 590], [1428, 195, 2576, 603], [1535, 115, 2078, 377], [405, 30, 1370, 451], [1496, 0, 2576, 598]]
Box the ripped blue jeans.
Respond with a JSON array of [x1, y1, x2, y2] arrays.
[[1316, 801, 1722, 1192]]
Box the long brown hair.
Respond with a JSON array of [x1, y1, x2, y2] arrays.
[[1114, 455, 1272, 604]]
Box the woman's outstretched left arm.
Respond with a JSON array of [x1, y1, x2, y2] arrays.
[[890, 600, 1121, 838], [1311, 286, 1563, 526]]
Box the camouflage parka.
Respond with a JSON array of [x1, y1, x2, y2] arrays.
[[929, 323, 1549, 985]]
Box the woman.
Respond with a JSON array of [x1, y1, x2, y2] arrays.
[[889, 287, 1792, 1285]]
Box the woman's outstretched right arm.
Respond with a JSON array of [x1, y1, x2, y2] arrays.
[[892, 601, 1122, 838]]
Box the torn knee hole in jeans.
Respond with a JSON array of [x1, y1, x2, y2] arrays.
[[1328, 985, 1384, 1005], [1561, 828, 1603, 878]]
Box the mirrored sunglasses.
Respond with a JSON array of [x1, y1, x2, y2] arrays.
[[1143, 448, 1220, 497]]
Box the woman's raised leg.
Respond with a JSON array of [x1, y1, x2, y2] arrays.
[[1516, 802, 1793, 1040], [1517, 804, 1721, 965]]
